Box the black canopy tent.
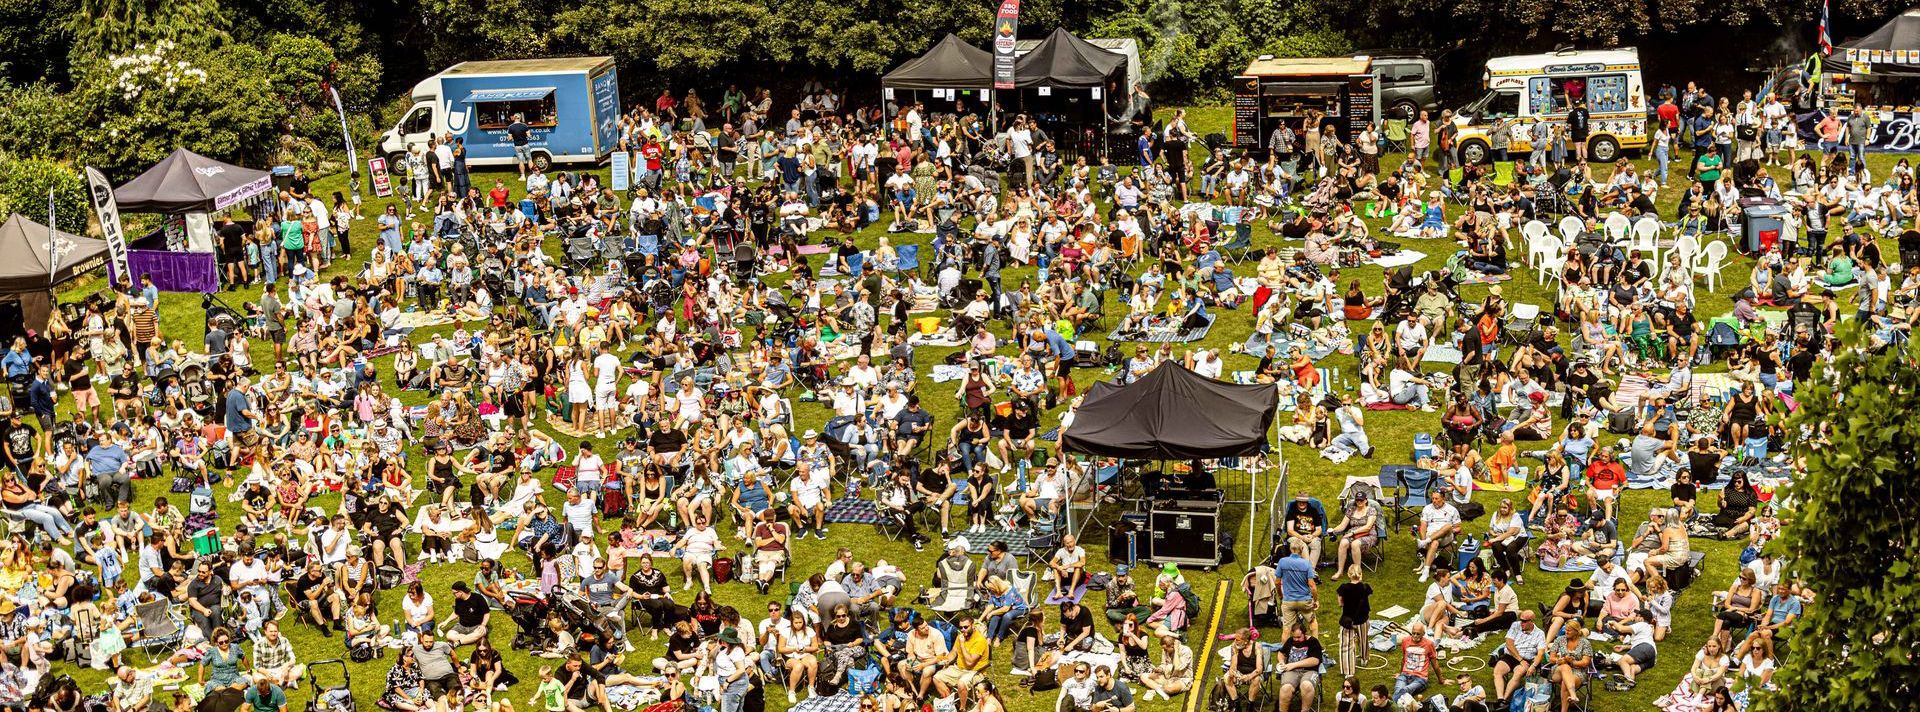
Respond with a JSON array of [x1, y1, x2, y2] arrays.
[[1838, 7, 1920, 75], [114, 148, 273, 215], [0, 214, 110, 337], [1060, 362, 1283, 564], [1060, 361, 1276, 460], [1008, 28, 1133, 163], [881, 34, 997, 126]]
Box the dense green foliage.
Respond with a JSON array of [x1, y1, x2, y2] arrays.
[[1757, 328, 1920, 709], [1, 0, 1901, 176], [0, 156, 88, 234]]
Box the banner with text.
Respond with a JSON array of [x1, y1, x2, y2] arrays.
[[369, 157, 393, 198], [992, 0, 1020, 90], [83, 167, 130, 285]]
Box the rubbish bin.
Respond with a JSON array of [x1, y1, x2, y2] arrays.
[[1741, 198, 1789, 254]]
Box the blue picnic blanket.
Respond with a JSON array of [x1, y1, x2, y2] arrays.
[[1108, 313, 1216, 343]]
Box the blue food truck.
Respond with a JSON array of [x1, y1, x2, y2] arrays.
[[378, 57, 621, 171]]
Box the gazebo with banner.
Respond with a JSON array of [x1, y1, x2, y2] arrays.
[[0, 214, 109, 340], [1058, 362, 1283, 567], [111, 148, 274, 292], [882, 33, 997, 120], [1010, 28, 1134, 163]]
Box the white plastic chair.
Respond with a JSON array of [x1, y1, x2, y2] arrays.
[[1536, 241, 1568, 288], [1558, 215, 1585, 246], [1696, 240, 1730, 292], [1630, 218, 1662, 263], [1521, 220, 1551, 267], [1604, 212, 1631, 245], [1525, 234, 1555, 272], [1672, 233, 1702, 271]]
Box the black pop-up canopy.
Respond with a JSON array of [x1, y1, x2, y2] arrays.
[[0, 214, 109, 293], [1839, 7, 1920, 75], [1060, 362, 1277, 460], [1012, 28, 1127, 89], [883, 33, 995, 90], [114, 148, 273, 214]]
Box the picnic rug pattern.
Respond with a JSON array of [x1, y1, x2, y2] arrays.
[[823, 497, 884, 525], [942, 525, 1038, 556], [1107, 312, 1217, 344]]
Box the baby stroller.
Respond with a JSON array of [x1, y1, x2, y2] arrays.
[[508, 595, 554, 650], [305, 659, 354, 712]]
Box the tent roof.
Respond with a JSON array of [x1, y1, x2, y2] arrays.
[[1843, 7, 1920, 51], [114, 148, 273, 214], [883, 33, 994, 90], [1060, 362, 1277, 460], [1012, 28, 1126, 88], [0, 214, 110, 294]]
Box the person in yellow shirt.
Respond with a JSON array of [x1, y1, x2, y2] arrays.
[[934, 616, 991, 708]]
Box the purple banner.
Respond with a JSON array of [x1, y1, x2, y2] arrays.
[[110, 249, 219, 293]]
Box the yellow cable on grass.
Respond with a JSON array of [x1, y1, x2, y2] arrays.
[[1184, 578, 1232, 712]]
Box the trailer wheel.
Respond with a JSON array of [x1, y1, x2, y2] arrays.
[[385, 153, 408, 171], [1587, 136, 1621, 163], [531, 151, 553, 172], [1459, 139, 1490, 166]]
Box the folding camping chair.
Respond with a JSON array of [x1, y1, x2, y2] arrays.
[[893, 244, 921, 273], [128, 598, 186, 665], [1504, 303, 1543, 345], [916, 555, 979, 621], [1383, 118, 1410, 153], [1380, 465, 1438, 533]]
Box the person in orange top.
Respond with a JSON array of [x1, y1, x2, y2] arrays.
[[1485, 431, 1520, 485], [1289, 346, 1319, 391], [1585, 446, 1627, 520]]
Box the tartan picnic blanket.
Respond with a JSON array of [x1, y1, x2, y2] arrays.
[[793, 692, 863, 712], [942, 526, 1037, 556], [1107, 313, 1216, 343], [823, 497, 884, 525]]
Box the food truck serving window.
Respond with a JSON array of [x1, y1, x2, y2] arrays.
[[466, 88, 559, 129], [1527, 74, 1628, 115]]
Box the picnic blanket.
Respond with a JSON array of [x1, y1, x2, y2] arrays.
[[929, 364, 971, 383], [791, 691, 862, 712], [824, 497, 884, 525], [1689, 373, 1741, 403], [1613, 375, 1651, 409], [909, 332, 968, 348], [1043, 580, 1090, 606], [1108, 313, 1216, 343], [946, 526, 1035, 556], [1238, 335, 1339, 361], [392, 311, 458, 330], [1458, 272, 1513, 285], [1421, 344, 1464, 365], [1368, 250, 1427, 269]]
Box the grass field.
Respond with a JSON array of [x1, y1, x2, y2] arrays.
[[43, 104, 1869, 712]]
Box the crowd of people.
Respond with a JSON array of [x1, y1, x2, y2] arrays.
[[0, 71, 1862, 712]]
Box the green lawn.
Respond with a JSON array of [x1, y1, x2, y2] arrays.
[[45, 105, 1874, 712]]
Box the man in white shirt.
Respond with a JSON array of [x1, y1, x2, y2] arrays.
[[1413, 498, 1459, 582], [1007, 116, 1035, 187], [786, 460, 832, 540], [1395, 315, 1429, 363], [1388, 368, 1436, 411], [675, 515, 722, 592], [1603, 609, 1657, 687], [592, 344, 623, 432], [1490, 611, 1546, 701]]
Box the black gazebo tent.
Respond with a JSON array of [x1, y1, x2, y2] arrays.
[[884, 33, 994, 90], [1012, 28, 1127, 89], [1008, 28, 1132, 162], [114, 148, 273, 214], [0, 214, 110, 335], [1060, 361, 1277, 460], [881, 34, 997, 124]]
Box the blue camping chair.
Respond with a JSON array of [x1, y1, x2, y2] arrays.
[[1380, 465, 1438, 532], [847, 252, 866, 280], [636, 233, 661, 260], [894, 244, 920, 273]]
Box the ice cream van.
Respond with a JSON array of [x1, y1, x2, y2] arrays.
[[1452, 48, 1647, 164]]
